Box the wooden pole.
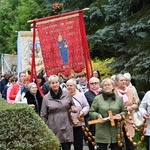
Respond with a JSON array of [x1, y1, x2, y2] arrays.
[[27, 8, 89, 24]]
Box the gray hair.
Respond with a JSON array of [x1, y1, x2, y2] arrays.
[[89, 77, 100, 83], [28, 82, 37, 90], [48, 75, 60, 83], [101, 78, 115, 88], [115, 74, 124, 82], [124, 72, 131, 81], [66, 78, 77, 87]]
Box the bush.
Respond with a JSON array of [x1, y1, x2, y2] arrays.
[[92, 58, 115, 79], [0, 99, 60, 150]]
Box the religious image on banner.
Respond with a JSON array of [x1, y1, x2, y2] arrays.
[[17, 31, 44, 75], [1, 54, 17, 74], [35, 10, 91, 78], [28, 40, 41, 58], [58, 34, 69, 64]]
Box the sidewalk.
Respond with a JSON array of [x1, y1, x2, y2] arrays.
[[71, 144, 88, 150]]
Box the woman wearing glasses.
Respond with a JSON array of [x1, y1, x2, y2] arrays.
[[84, 77, 102, 150]]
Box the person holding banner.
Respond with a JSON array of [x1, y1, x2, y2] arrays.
[[89, 78, 127, 150], [40, 75, 77, 150]]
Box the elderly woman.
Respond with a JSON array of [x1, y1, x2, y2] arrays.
[[114, 74, 138, 150], [23, 82, 43, 115], [40, 75, 77, 150], [84, 77, 102, 150], [139, 91, 150, 150], [66, 78, 89, 150], [89, 78, 126, 150]]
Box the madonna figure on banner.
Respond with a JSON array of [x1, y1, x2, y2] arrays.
[[58, 34, 69, 64]]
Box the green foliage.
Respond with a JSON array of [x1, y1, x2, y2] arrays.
[[0, 0, 47, 54], [133, 131, 146, 150], [0, 0, 149, 92], [88, 1, 150, 92], [92, 58, 115, 79], [0, 101, 60, 150], [0, 98, 7, 105]]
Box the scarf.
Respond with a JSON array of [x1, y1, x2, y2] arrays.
[[102, 91, 116, 100], [91, 88, 101, 95], [116, 86, 128, 103], [50, 87, 62, 99]]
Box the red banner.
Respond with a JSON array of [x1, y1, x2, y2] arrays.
[[34, 10, 92, 78]]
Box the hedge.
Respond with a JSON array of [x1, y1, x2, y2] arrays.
[[0, 98, 60, 150]]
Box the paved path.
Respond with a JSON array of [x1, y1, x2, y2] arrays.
[[71, 143, 88, 150]]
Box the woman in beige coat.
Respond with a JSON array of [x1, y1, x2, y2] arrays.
[[114, 74, 138, 150], [40, 75, 76, 150]]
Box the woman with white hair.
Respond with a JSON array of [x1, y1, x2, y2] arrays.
[[23, 82, 43, 115], [40, 75, 77, 150], [66, 78, 89, 150], [114, 74, 138, 150], [124, 72, 140, 103]]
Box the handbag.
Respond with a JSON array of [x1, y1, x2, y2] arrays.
[[133, 111, 144, 126]]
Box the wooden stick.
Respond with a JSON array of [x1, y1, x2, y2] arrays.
[[88, 118, 102, 125], [88, 110, 118, 126], [27, 8, 89, 24]]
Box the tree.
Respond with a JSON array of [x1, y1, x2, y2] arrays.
[[0, 0, 149, 93], [86, 0, 150, 93], [0, 0, 47, 54]]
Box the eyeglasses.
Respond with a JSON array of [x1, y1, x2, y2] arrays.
[[90, 82, 98, 85], [12, 80, 17, 82]]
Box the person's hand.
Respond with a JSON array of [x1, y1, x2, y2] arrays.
[[70, 108, 77, 113], [126, 106, 133, 112], [144, 113, 150, 119], [79, 111, 84, 117], [29, 104, 35, 108], [101, 117, 110, 123], [115, 114, 121, 120]]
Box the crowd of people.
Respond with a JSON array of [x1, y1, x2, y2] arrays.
[[0, 70, 149, 150]]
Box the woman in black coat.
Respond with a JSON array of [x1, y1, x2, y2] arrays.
[[24, 82, 43, 115]]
